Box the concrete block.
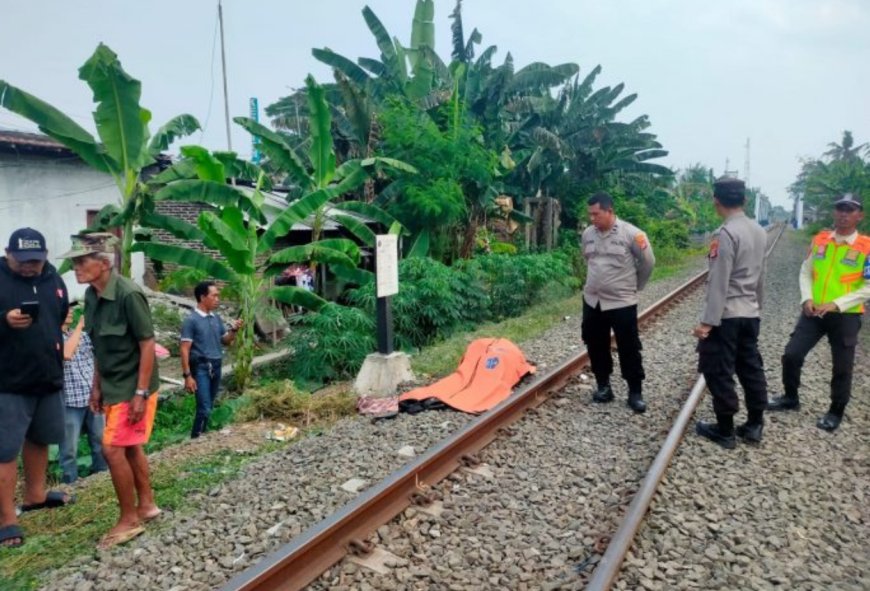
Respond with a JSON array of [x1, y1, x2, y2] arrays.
[[353, 352, 414, 398]]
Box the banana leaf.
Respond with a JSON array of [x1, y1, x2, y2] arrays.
[[234, 116, 313, 192], [139, 212, 205, 242], [268, 286, 328, 313], [305, 75, 336, 189], [148, 114, 201, 157], [312, 48, 371, 86], [78, 44, 150, 172], [131, 242, 234, 281], [0, 81, 114, 174], [258, 188, 333, 253]]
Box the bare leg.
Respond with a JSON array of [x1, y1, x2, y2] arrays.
[[125, 446, 159, 520], [102, 445, 142, 536], [20, 440, 49, 506], [0, 460, 21, 546]]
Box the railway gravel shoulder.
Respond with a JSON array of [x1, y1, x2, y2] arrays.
[[618, 229, 869, 591], [43, 258, 710, 591]]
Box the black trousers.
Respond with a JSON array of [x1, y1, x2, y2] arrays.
[[581, 301, 644, 392], [782, 313, 862, 411], [697, 317, 768, 424]]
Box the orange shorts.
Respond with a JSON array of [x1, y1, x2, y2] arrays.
[[103, 393, 159, 447]]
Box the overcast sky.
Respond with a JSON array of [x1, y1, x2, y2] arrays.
[[2, 0, 868, 207]]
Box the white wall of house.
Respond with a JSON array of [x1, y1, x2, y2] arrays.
[[0, 152, 145, 299]]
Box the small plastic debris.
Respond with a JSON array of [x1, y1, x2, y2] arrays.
[[267, 423, 299, 442]]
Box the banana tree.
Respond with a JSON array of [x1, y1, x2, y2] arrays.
[[235, 74, 415, 280], [133, 147, 363, 391], [0, 43, 200, 277]]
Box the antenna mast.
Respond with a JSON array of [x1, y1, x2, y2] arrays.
[[218, 0, 232, 151]]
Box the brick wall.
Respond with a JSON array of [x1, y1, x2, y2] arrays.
[[144, 201, 220, 288]]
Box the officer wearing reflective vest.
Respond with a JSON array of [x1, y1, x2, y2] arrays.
[[768, 193, 869, 431]]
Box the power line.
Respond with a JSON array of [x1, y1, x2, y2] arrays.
[[0, 183, 117, 213], [199, 8, 221, 142]]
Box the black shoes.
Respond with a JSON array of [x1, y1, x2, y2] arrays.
[[816, 412, 843, 432], [735, 422, 764, 443], [627, 392, 646, 414], [695, 421, 737, 449], [767, 395, 800, 411], [592, 383, 614, 403]]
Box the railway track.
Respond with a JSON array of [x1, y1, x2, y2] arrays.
[[221, 224, 784, 591]]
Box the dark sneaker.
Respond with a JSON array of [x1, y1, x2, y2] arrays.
[[627, 392, 646, 414], [767, 395, 800, 411], [695, 421, 737, 449], [816, 413, 842, 432], [592, 384, 614, 403], [735, 422, 763, 443]]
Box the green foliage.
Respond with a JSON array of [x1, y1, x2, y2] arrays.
[[348, 256, 488, 349], [150, 303, 184, 334], [288, 303, 376, 386], [0, 44, 200, 277], [146, 394, 242, 452], [377, 98, 499, 260], [460, 252, 578, 320], [790, 131, 870, 233]]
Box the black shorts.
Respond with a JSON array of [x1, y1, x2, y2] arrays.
[[0, 391, 64, 462]]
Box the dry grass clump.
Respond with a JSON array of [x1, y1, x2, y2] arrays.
[[237, 379, 356, 426]]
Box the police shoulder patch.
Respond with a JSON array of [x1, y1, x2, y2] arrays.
[[634, 233, 648, 250], [708, 238, 719, 259]]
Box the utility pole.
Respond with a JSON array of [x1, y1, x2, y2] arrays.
[[218, 0, 232, 151]]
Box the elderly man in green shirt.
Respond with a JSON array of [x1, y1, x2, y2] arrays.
[[60, 233, 161, 550]]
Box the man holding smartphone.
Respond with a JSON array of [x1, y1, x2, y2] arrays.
[[0, 228, 72, 549]]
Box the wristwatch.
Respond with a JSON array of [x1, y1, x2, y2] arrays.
[[182, 372, 191, 378], [135, 388, 151, 399]]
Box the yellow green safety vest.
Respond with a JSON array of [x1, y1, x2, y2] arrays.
[[810, 230, 870, 314]]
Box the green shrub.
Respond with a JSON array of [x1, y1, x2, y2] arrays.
[[647, 219, 691, 250], [460, 251, 579, 320], [348, 257, 489, 349], [288, 303, 376, 386]]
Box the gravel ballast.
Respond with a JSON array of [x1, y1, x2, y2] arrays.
[[45, 229, 867, 590]]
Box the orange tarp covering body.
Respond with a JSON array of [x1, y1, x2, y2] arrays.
[[400, 338, 536, 413]]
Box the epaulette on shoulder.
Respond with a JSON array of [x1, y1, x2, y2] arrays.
[[853, 234, 870, 251]]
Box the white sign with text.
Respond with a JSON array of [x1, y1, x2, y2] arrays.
[[376, 234, 399, 297]]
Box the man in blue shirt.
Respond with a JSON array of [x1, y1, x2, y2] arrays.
[[180, 282, 242, 438]]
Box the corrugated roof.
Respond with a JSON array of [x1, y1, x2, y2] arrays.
[[0, 130, 71, 154]]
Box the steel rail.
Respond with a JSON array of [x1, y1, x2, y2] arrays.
[[220, 223, 795, 591], [586, 223, 785, 591], [221, 265, 711, 591]]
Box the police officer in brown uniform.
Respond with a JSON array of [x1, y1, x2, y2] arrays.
[[693, 177, 769, 449], [767, 193, 869, 431], [581, 192, 655, 413]]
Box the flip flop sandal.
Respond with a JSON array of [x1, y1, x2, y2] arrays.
[[97, 525, 145, 550], [0, 525, 25, 549], [19, 490, 76, 513], [141, 509, 163, 523]]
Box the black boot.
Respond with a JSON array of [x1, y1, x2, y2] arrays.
[[767, 394, 800, 411], [592, 383, 614, 403], [695, 421, 736, 449], [627, 391, 646, 414], [817, 403, 845, 431], [735, 422, 764, 443]]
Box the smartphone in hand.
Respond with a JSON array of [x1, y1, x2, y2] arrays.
[[20, 301, 40, 321]]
